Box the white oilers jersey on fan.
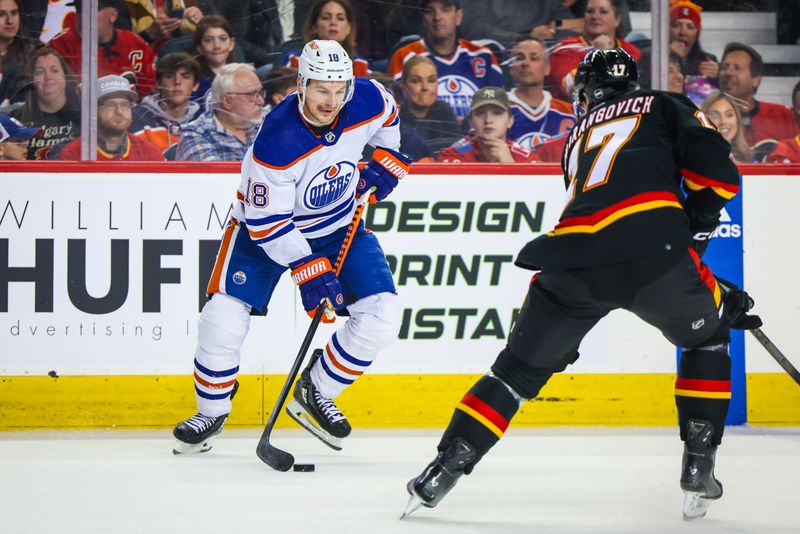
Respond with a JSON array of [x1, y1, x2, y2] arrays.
[[235, 78, 400, 267]]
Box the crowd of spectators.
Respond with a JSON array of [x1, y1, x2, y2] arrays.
[[0, 0, 797, 163]]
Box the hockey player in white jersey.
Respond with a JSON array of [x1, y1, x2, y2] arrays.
[[173, 39, 412, 454]]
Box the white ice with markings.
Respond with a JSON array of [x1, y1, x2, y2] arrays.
[[1, 427, 797, 533]]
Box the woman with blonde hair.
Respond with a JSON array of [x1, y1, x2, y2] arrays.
[[282, 0, 370, 77], [702, 92, 752, 163], [399, 55, 459, 156]]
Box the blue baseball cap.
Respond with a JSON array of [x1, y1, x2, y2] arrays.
[[0, 115, 42, 142]]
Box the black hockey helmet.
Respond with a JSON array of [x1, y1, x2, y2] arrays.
[[572, 48, 640, 116]]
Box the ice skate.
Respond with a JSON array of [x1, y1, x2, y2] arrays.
[[680, 419, 723, 520], [173, 381, 238, 454], [286, 349, 351, 451], [401, 438, 476, 519]]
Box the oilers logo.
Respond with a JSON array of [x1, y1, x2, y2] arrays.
[[232, 271, 247, 285], [304, 161, 356, 209], [515, 132, 551, 151], [438, 75, 478, 119]]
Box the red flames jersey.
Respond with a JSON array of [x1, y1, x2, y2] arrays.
[[56, 134, 165, 161], [438, 135, 534, 163], [768, 135, 800, 163], [47, 28, 157, 96], [548, 36, 641, 100], [742, 101, 799, 159]]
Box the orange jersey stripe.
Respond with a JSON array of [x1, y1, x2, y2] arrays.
[[194, 372, 237, 389], [206, 218, 237, 295], [248, 219, 291, 239], [325, 345, 363, 376]]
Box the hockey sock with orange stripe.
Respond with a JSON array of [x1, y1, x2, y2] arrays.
[[675, 348, 731, 445], [437, 375, 521, 474]]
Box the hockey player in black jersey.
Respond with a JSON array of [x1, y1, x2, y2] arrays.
[[402, 49, 762, 521]]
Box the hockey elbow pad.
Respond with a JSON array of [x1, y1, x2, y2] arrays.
[[357, 147, 412, 203]]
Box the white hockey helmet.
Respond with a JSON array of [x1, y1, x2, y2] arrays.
[[297, 39, 355, 125]]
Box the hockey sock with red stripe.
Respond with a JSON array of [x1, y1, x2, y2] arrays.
[[675, 348, 731, 445], [437, 375, 521, 474]]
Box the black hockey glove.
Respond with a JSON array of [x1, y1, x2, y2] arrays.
[[716, 277, 763, 330]]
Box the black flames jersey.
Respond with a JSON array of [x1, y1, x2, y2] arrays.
[[516, 89, 740, 271]]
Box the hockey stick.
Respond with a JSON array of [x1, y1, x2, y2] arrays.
[[716, 278, 800, 387], [256, 189, 375, 471], [748, 327, 800, 387]]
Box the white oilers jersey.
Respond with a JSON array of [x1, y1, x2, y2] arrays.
[[235, 78, 401, 267]]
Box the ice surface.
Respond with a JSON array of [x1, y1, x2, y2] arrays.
[[1, 427, 797, 533]]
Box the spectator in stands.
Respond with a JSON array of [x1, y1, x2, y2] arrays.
[[11, 48, 81, 160], [130, 52, 202, 156], [719, 42, 799, 161], [261, 66, 296, 115], [399, 55, 460, 157], [175, 63, 262, 161], [702, 92, 752, 163], [190, 15, 237, 109], [0, 114, 42, 160], [217, 0, 281, 68], [282, 0, 368, 77], [438, 86, 534, 163], [128, 1, 215, 47], [668, 51, 686, 94], [669, 1, 718, 79], [548, 0, 640, 99], [0, 0, 38, 105], [369, 71, 434, 162], [56, 74, 166, 160], [387, 0, 504, 122], [458, 0, 574, 49], [669, 0, 717, 106], [507, 36, 576, 152], [47, 0, 157, 97], [768, 80, 800, 163]]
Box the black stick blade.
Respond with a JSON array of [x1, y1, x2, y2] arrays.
[[256, 442, 294, 472]]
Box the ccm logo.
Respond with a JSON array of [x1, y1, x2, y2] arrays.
[[379, 156, 409, 179]]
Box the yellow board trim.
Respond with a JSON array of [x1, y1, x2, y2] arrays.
[[674, 389, 731, 399], [456, 403, 504, 438], [1, 373, 798, 430]]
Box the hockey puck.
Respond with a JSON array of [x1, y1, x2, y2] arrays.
[[293, 463, 315, 472]]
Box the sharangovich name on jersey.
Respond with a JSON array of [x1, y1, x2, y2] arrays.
[[303, 161, 357, 210]]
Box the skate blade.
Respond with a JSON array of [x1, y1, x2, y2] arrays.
[[682, 491, 713, 521], [172, 436, 216, 455], [285, 400, 343, 451], [400, 493, 424, 520]]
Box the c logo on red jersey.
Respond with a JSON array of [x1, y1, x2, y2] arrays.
[[129, 50, 143, 73]]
